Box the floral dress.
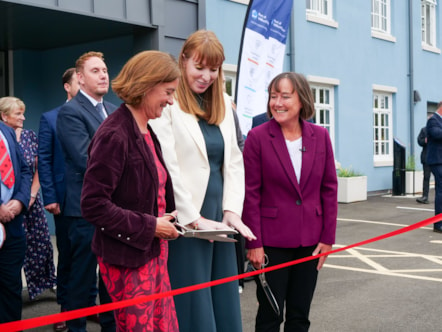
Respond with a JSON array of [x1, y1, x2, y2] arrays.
[[19, 129, 57, 300]]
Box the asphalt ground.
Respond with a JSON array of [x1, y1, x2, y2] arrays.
[[18, 188, 441, 331]]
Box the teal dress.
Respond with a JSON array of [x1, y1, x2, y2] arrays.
[[167, 118, 242, 332]]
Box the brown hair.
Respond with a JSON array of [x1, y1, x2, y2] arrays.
[[75, 51, 105, 73], [177, 30, 226, 125], [62, 68, 76, 85], [267, 72, 315, 121], [112, 51, 180, 107], [0, 97, 25, 120]]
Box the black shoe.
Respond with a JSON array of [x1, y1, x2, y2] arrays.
[[416, 197, 429, 204], [433, 225, 442, 233]]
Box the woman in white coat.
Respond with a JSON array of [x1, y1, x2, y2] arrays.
[[150, 30, 255, 332]]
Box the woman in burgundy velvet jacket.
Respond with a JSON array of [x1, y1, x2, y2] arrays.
[[242, 72, 338, 332], [81, 51, 180, 332]]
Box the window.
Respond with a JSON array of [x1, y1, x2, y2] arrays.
[[422, 0, 437, 47], [373, 92, 393, 166], [371, 0, 391, 34], [311, 84, 335, 149], [306, 0, 332, 19], [306, 0, 338, 28]]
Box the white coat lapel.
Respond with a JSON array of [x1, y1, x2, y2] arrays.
[[179, 111, 208, 162]]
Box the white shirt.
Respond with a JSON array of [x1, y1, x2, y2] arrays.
[[286, 137, 303, 184]]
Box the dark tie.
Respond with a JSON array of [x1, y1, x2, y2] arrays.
[[96, 103, 106, 121], [0, 138, 15, 189]]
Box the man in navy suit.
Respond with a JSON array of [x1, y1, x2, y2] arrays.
[[38, 67, 79, 331], [56, 52, 117, 332], [252, 111, 269, 128], [426, 101, 442, 233], [0, 119, 32, 323]]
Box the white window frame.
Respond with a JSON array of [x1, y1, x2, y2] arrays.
[[229, 0, 249, 4], [311, 84, 335, 150], [308, 76, 339, 151], [222, 63, 237, 100], [422, 0, 438, 50], [306, 0, 332, 19], [373, 86, 396, 167], [306, 0, 339, 28], [371, 0, 396, 42]]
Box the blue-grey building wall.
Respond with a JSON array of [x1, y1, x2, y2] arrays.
[[5, 0, 442, 196], [207, 0, 442, 192]]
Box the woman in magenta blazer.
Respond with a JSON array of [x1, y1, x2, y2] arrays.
[[242, 72, 338, 332]]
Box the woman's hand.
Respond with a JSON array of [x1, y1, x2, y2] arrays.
[[187, 217, 234, 242], [312, 242, 333, 271], [222, 210, 257, 241], [191, 216, 232, 231], [247, 247, 266, 270], [155, 211, 179, 240], [28, 195, 36, 209]]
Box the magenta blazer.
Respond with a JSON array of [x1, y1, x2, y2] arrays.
[[242, 119, 338, 249]]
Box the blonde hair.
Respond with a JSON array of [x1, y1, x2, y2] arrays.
[[112, 51, 180, 107], [0, 97, 26, 120], [75, 51, 104, 73], [177, 30, 226, 125]]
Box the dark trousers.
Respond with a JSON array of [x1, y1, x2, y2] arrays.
[[431, 165, 442, 228], [255, 246, 318, 332], [65, 217, 115, 332], [0, 234, 26, 323], [422, 163, 431, 199], [235, 233, 246, 287], [54, 213, 70, 308]]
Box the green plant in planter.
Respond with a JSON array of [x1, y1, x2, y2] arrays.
[[336, 166, 363, 177], [406, 155, 417, 171]]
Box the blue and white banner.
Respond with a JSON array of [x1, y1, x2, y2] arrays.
[[235, 0, 293, 134]]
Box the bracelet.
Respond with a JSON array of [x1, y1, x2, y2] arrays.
[[30, 194, 37, 199]]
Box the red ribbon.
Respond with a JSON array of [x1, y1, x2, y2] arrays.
[[1, 214, 440, 331]]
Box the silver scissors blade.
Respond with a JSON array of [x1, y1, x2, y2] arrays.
[[259, 271, 280, 316]]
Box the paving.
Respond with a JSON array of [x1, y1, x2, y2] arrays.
[[17, 189, 442, 331]]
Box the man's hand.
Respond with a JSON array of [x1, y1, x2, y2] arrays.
[[5, 199, 24, 217], [45, 203, 61, 215], [0, 204, 15, 223]]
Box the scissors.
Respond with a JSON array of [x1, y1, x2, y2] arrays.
[[254, 254, 280, 316], [164, 213, 238, 242]]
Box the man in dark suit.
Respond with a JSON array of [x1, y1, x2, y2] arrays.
[[38, 67, 79, 332], [56, 52, 117, 332], [252, 112, 269, 128], [0, 119, 32, 323], [426, 101, 442, 232], [417, 124, 431, 204]]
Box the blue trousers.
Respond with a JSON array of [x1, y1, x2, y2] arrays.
[[430, 165, 442, 228], [65, 217, 115, 332], [0, 234, 26, 323], [54, 213, 70, 308]]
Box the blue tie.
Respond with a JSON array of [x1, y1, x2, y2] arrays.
[[96, 103, 106, 121]]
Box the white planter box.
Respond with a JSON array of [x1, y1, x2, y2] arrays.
[[405, 171, 423, 194], [338, 176, 367, 203]]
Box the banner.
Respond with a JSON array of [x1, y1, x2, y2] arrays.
[[235, 0, 293, 135]]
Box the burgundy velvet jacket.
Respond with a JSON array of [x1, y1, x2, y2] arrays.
[[81, 104, 175, 268], [242, 118, 338, 249]]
